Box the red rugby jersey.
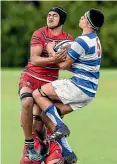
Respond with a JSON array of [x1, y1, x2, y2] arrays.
[[24, 26, 73, 82]]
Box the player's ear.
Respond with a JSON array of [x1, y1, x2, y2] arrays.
[[88, 23, 92, 28]]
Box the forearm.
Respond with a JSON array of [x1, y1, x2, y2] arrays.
[[31, 56, 56, 66], [57, 53, 74, 70], [58, 61, 72, 70], [47, 47, 56, 56]]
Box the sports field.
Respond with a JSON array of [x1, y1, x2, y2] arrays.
[[1, 69, 117, 164]]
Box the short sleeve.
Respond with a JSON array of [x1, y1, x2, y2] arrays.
[[30, 30, 44, 47], [67, 37, 89, 61]]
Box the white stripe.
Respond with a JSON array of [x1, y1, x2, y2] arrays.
[[80, 53, 100, 60], [25, 141, 34, 144], [79, 36, 96, 47], [72, 63, 100, 72], [55, 7, 67, 14], [44, 66, 59, 70], [71, 41, 85, 55], [24, 72, 53, 82], [56, 142, 62, 152], [54, 106, 63, 122], [79, 35, 90, 46], [73, 73, 98, 84], [61, 138, 72, 152], [85, 12, 99, 30], [46, 112, 57, 126]]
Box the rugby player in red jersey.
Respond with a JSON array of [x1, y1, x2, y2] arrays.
[[20, 124, 63, 164], [19, 6, 75, 163]]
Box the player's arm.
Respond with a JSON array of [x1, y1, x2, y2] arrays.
[[58, 37, 88, 69], [30, 31, 66, 66], [46, 44, 74, 70], [46, 41, 56, 56], [31, 46, 66, 66], [57, 54, 74, 70], [47, 40, 77, 70], [30, 46, 54, 66]]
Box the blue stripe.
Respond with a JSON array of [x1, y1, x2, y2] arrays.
[[44, 104, 54, 114], [83, 32, 97, 39], [78, 87, 95, 97], [75, 38, 89, 53], [71, 76, 98, 91], [87, 46, 95, 54], [57, 139, 72, 156], [67, 48, 80, 61], [54, 47, 59, 52], [72, 68, 100, 79], [78, 58, 101, 66], [71, 80, 95, 97]]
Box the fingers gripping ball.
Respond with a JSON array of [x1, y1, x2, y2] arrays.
[[54, 40, 73, 52]]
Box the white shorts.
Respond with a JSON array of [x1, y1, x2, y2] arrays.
[[52, 79, 93, 110]]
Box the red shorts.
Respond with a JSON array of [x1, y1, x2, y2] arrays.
[[33, 132, 62, 163], [20, 141, 62, 164], [19, 73, 48, 91], [44, 141, 62, 163]]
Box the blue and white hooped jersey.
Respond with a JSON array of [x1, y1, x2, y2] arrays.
[[67, 32, 102, 97]]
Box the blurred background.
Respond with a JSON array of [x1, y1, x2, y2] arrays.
[[1, 1, 117, 68], [1, 1, 117, 164]]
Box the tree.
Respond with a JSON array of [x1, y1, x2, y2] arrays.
[[1, 1, 117, 67]]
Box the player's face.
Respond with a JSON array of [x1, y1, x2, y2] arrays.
[[79, 15, 88, 29], [47, 11, 60, 28]]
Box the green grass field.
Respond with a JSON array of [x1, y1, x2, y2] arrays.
[[1, 69, 117, 164]]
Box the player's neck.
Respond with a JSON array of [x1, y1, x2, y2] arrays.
[[50, 26, 63, 36], [82, 28, 95, 35]]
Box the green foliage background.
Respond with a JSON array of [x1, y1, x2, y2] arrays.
[[1, 1, 117, 68]]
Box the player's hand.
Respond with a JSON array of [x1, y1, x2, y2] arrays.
[[46, 41, 56, 57], [47, 41, 56, 50], [56, 48, 67, 58], [53, 49, 67, 63], [60, 44, 71, 51]]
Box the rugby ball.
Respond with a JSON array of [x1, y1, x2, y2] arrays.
[[54, 40, 73, 52]]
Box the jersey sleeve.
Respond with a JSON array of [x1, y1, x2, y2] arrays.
[[67, 36, 89, 61], [30, 30, 44, 47]]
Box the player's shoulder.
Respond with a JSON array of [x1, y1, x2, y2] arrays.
[[63, 31, 74, 40], [78, 32, 97, 42], [38, 26, 47, 33], [73, 35, 89, 51], [78, 35, 89, 42], [32, 26, 47, 36], [74, 35, 90, 47]]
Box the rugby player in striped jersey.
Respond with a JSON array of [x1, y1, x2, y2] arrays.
[[19, 6, 76, 164]]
